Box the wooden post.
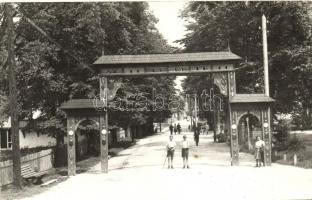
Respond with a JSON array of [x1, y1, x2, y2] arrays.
[[5, 3, 22, 189], [283, 154, 287, 161], [194, 94, 198, 127], [246, 117, 251, 150], [262, 15, 270, 97], [294, 154, 297, 166], [100, 77, 108, 173], [67, 115, 76, 176], [229, 106, 239, 165]]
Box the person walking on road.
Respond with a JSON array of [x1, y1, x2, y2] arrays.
[[255, 136, 265, 167], [169, 124, 173, 135], [194, 125, 200, 146], [181, 135, 190, 169], [166, 135, 176, 169], [174, 124, 177, 135], [205, 124, 210, 135], [177, 123, 181, 135]]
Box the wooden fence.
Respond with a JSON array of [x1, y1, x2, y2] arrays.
[[0, 149, 54, 186]]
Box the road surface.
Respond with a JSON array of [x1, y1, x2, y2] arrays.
[[23, 120, 312, 200]]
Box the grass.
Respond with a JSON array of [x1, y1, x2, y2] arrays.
[[274, 133, 312, 168]]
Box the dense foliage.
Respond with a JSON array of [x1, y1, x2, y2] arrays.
[[180, 1, 312, 128], [0, 2, 176, 144]]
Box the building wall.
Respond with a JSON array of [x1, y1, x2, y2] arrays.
[[0, 117, 56, 149], [19, 131, 56, 149]]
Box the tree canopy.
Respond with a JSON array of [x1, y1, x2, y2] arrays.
[[0, 2, 177, 142], [179, 1, 312, 127]]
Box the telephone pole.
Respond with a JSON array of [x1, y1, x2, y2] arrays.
[[262, 14, 270, 96], [5, 3, 22, 189]]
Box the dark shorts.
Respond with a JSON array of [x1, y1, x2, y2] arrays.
[[182, 148, 189, 158], [167, 150, 174, 159]]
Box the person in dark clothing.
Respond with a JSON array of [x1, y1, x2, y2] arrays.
[[194, 125, 200, 146], [174, 124, 177, 135], [177, 123, 181, 134], [169, 124, 173, 135]]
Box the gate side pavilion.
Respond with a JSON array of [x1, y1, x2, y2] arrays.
[[61, 51, 274, 176]]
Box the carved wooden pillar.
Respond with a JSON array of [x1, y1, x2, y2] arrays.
[[262, 107, 272, 166], [230, 109, 239, 165], [99, 114, 108, 172], [67, 115, 76, 176], [228, 71, 239, 165], [228, 71, 236, 98], [100, 76, 109, 172]]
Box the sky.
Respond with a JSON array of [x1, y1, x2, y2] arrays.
[[148, 1, 188, 48], [148, 1, 189, 92]]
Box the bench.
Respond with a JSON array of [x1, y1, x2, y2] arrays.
[[21, 164, 46, 184]]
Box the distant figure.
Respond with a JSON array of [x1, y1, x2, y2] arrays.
[[177, 123, 181, 134], [181, 135, 190, 169], [201, 124, 206, 135], [166, 135, 176, 169], [205, 124, 209, 135], [174, 124, 177, 135], [194, 125, 200, 146], [255, 136, 265, 167], [169, 124, 173, 135]]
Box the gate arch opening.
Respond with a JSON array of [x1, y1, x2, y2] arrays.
[[237, 113, 261, 153], [75, 119, 100, 161]]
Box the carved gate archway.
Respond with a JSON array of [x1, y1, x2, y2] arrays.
[[61, 51, 274, 176]]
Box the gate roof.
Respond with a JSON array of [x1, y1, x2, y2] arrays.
[[93, 51, 241, 65]]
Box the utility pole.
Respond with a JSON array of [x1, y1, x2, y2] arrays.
[[5, 3, 22, 189], [194, 94, 198, 127], [262, 14, 270, 96]]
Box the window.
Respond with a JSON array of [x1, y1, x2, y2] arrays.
[[0, 129, 12, 149]]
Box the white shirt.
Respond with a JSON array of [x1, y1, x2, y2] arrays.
[[255, 140, 265, 149], [182, 140, 189, 149], [167, 140, 176, 149]]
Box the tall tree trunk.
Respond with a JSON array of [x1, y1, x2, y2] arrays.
[[5, 3, 22, 189]]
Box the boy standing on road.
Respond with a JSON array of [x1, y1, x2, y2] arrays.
[[181, 135, 190, 169], [166, 135, 176, 169]]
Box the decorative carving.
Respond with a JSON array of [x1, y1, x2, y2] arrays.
[[213, 72, 228, 96]]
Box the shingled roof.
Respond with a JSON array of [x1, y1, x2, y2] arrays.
[[230, 94, 275, 103], [93, 51, 241, 65], [60, 99, 97, 110]]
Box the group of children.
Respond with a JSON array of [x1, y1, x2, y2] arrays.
[[166, 133, 266, 168], [166, 134, 190, 169]]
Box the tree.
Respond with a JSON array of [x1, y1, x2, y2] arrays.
[[0, 2, 176, 155], [4, 3, 22, 189], [179, 1, 312, 127]]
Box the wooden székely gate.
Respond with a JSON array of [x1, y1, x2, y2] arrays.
[[61, 51, 274, 176]]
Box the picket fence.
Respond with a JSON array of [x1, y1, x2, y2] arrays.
[[0, 149, 54, 186]]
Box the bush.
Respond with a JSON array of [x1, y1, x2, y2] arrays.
[[273, 124, 291, 151], [273, 123, 305, 152], [287, 134, 305, 151], [216, 133, 227, 143]]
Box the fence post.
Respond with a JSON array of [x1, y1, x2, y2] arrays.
[[283, 154, 287, 161], [38, 151, 41, 171], [294, 154, 297, 166]]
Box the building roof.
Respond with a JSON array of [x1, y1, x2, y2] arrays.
[[230, 94, 275, 103], [93, 51, 241, 65], [60, 99, 98, 110]]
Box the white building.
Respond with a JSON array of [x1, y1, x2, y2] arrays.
[[0, 117, 56, 150]]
